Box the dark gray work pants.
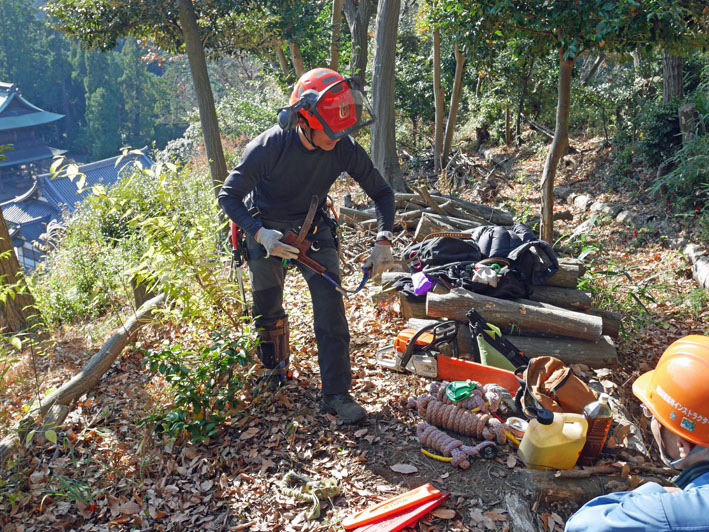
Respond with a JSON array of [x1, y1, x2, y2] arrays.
[[246, 222, 351, 395]]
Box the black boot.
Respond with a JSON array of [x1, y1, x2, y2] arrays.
[[321, 393, 366, 424]]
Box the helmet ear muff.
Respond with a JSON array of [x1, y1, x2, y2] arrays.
[[277, 106, 299, 130], [278, 89, 319, 131]]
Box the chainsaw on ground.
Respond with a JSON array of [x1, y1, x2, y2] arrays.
[[376, 321, 520, 395]]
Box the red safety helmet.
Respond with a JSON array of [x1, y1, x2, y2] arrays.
[[633, 335, 709, 447], [286, 67, 375, 140]]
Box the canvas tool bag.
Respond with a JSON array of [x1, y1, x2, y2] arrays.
[[514, 355, 597, 419]]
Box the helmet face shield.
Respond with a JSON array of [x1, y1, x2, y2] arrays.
[[310, 78, 375, 140]]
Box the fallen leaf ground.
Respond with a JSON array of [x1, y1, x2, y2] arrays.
[[1, 138, 707, 531]]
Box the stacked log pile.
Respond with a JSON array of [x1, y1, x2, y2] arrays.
[[348, 189, 620, 368]]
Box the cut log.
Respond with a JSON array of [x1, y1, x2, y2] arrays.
[[427, 288, 603, 341], [682, 243, 709, 294], [587, 308, 622, 339], [413, 212, 459, 241], [0, 294, 165, 467], [509, 335, 618, 367], [529, 285, 592, 310], [523, 469, 628, 506], [394, 193, 514, 225], [399, 295, 427, 320], [338, 205, 375, 224], [545, 257, 586, 288], [505, 492, 537, 532], [446, 196, 514, 225], [413, 212, 481, 241], [522, 467, 673, 506]]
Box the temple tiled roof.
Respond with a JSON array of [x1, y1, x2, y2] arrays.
[[0, 82, 64, 131], [38, 147, 153, 213], [2, 198, 60, 245], [0, 144, 67, 167]]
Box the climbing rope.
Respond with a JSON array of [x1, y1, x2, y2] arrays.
[[279, 471, 340, 520]]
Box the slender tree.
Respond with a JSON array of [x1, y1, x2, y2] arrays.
[[330, 0, 345, 70], [371, 0, 406, 191], [343, 0, 375, 87], [0, 148, 36, 332], [436, 0, 709, 243], [45, 0, 237, 192]]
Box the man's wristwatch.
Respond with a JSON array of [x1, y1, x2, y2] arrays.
[[376, 230, 394, 244]]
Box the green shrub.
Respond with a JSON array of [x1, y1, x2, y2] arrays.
[[636, 100, 682, 166], [29, 160, 222, 327], [649, 132, 709, 211], [217, 80, 284, 140], [29, 208, 130, 326], [141, 329, 256, 443]]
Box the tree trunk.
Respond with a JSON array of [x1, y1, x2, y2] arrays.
[[330, 0, 345, 70], [176, 0, 228, 193], [274, 41, 290, 77], [662, 52, 684, 103], [0, 294, 164, 467], [582, 52, 605, 85], [442, 42, 466, 167], [371, 0, 405, 191], [540, 52, 574, 244], [0, 214, 35, 332], [343, 0, 372, 90], [432, 26, 445, 174], [427, 288, 603, 341], [289, 42, 305, 78], [516, 57, 534, 142]]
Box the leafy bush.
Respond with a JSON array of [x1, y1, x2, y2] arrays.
[[29, 159, 225, 327], [142, 329, 256, 443], [649, 61, 709, 215], [636, 100, 682, 166], [29, 207, 130, 326], [217, 80, 284, 140], [649, 133, 709, 211]]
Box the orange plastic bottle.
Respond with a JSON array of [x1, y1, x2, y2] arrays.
[[579, 393, 613, 466]]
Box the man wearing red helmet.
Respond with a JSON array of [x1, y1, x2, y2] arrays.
[[565, 335, 709, 531], [218, 68, 395, 424]]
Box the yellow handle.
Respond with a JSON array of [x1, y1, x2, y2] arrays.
[[420, 448, 452, 462]]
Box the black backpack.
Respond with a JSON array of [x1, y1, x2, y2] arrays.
[[404, 236, 482, 270]]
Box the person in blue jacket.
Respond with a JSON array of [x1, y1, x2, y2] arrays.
[[219, 68, 395, 424], [565, 335, 709, 531]]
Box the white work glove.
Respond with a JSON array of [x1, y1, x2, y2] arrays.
[[365, 242, 394, 279], [254, 228, 299, 260]]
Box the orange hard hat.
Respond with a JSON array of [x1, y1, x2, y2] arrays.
[[290, 67, 357, 133], [633, 335, 709, 447]]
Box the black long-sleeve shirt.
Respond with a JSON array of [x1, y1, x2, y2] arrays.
[[218, 125, 395, 237]]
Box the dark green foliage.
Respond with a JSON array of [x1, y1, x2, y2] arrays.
[[0, 1, 188, 158], [28, 160, 218, 326], [395, 29, 435, 148], [638, 100, 683, 166], [649, 67, 709, 212], [141, 329, 256, 443]]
